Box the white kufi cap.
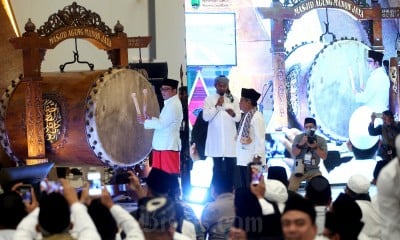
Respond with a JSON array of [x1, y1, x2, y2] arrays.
[[347, 174, 370, 194]]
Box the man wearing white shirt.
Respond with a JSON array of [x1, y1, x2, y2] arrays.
[[236, 88, 265, 187], [137, 78, 183, 175], [354, 50, 389, 113], [345, 174, 382, 240], [13, 179, 101, 240], [203, 75, 241, 187], [377, 135, 400, 240]]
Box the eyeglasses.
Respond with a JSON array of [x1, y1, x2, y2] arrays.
[[367, 59, 375, 63], [160, 87, 172, 92]]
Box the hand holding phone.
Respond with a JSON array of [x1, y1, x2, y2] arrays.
[[40, 180, 63, 193], [87, 171, 102, 197], [18, 184, 32, 203], [249, 162, 263, 185]]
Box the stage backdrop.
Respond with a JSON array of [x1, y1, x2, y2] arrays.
[[185, 0, 399, 184]]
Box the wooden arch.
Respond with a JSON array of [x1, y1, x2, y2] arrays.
[[8, 2, 151, 165], [257, 0, 400, 127]]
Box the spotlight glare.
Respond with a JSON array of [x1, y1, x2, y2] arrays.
[[188, 186, 208, 203]]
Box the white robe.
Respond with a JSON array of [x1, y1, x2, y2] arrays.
[[377, 158, 400, 240], [355, 66, 389, 113], [355, 200, 382, 240], [236, 111, 266, 166], [14, 203, 101, 240], [203, 93, 241, 158], [109, 204, 145, 240], [144, 94, 183, 151]]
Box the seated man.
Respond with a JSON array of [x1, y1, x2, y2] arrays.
[[305, 175, 332, 235], [87, 187, 145, 240], [201, 174, 234, 240], [281, 194, 317, 240], [233, 178, 283, 239], [323, 193, 364, 240], [0, 191, 28, 239], [137, 197, 190, 240], [345, 174, 382, 240]]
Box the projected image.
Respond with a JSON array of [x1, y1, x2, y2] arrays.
[[185, 13, 237, 66], [185, 1, 399, 185]]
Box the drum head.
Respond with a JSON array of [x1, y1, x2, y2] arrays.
[[86, 69, 160, 166], [308, 40, 370, 142]]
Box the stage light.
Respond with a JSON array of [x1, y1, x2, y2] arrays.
[[186, 158, 213, 203], [188, 186, 208, 203], [2, 0, 20, 36]]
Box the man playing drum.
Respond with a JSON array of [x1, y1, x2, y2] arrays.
[[348, 50, 390, 160], [354, 50, 389, 113], [137, 79, 183, 176]]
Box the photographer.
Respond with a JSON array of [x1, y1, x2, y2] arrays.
[[289, 117, 327, 191], [368, 110, 400, 184]]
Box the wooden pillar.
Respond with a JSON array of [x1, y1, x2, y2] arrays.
[[24, 79, 47, 165], [16, 21, 47, 165], [272, 53, 288, 127], [370, 5, 384, 50], [8, 3, 151, 166], [270, 11, 288, 128], [389, 57, 399, 118], [113, 21, 129, 67]]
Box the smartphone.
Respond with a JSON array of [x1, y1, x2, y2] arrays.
[[40, 180, 62, 193], [87, 171, 102, 197], [375, 113, 383, 118], [19, 184, 32, 203], [249, 162, 263, 185]]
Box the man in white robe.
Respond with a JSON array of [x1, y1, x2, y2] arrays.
[[354, 50, 389, 113], [235, 88, 265, 187], [203, 75, 241, 187]]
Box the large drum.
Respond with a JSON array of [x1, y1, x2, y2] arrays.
[[308, 40, 369, 142], [286, 41, 324, 128], [0, 69, 160, 167], [286, 40, 378, 158]]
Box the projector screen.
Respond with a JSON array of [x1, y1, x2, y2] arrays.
[[185, 12, 237, 66]]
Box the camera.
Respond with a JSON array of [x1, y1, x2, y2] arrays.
[[87, 171, 102, 197], [307, 128, 316, 144], [294, 159, 304, 177]]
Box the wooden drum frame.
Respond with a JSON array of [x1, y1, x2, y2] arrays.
[[0, 68, 159, 167]]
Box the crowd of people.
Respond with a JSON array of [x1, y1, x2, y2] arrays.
[[1, 155, 399, 240], [0, 49, 399, 239]]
